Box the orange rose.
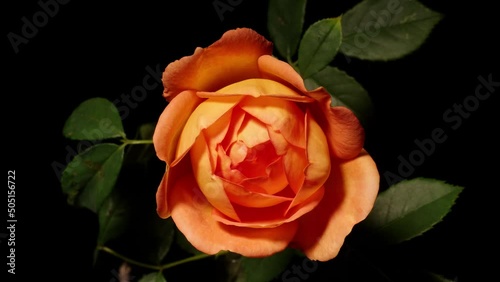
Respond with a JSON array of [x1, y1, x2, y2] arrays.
[[153, 28, 379, 261]]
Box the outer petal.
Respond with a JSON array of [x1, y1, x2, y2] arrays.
[[156, 171, 170, 219], [257, 55, 309, 94], [170, 173, 298, 257], [257, 53, 365, 159], [162, 28, 273, 100], [153, 90, 202, 165], [156, 156, 190, 219], [197, 78, 314, 102], [308, 90, 365, 159], [292, 149, 379, 261]]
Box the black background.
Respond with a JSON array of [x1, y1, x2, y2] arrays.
[[4, 0, 499, 281]]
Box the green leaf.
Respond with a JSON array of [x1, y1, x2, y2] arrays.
[[298, 17, 342, 79], [340, 0, 443, 61], [360, 177, 463, 245], [61, 143, 125, 213], [236, 248, 296, 282], [138, 272, 167, 282], [267, 0, 307, 61], [97, 188, 130, 246], [222, 252, 245, 282], [148, 217, 176, 264], [422, 271, 457, 282], [63, 97, 125, 140], [304, 66, 374, 129], [114, 209, 176, 265]]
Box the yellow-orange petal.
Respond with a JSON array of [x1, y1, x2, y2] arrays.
[[223, 179, 293, 208], [237, 115, 270, 148], [282, 145, 307, 194], [213, 187, 324, 228], [170, 173, 298, 257], [202, 110, 233, 171], [239, 97, 306, 149], [241, 155, 289, 195], [217, 143, 288, 194], [190, 131, 239, 221], [287, 109, 331, 211], [174, 96, 242, 166], [162, 28, 273, 100], [267, 126, 288, 156], [153, 90, 202, 165], [307, 90, 365, 160], [156, 171, 170, 219], [292, 149, 380, 261], [221, 107, 246, 151], [156, 156, 191, 219], [257, 55, 309, 94], [197, 78, 314, 102]]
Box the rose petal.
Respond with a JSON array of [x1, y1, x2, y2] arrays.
[[232, 143, 279, 180], [190, 131, 239, 221], [217, 143, 251, 185], [217, 144, 288, 194], [292, 149, 380, 261], [221, 107, 246, 151], [174, 96, 242, 166], [267, 126, 289, 156], [227, 141, 248, 168], [239, 97, 306, 148], [287, 109, 331, 211], [241, 156, 288, 195], [285, 187, 324, 222], [257, 55, 309, 94], [162, 28, 273, 100], [203, 110, 233, 170], [213, 187, 324, 228], [197, 78, 314, 102], [156, 156, 191, 219], [223, 179, 293, 208], [237, 115, 270, 148], [308, 90, 365, 159], [156, 171, 170, 219], [258, 53, 364, 158], [282, 145, 307, 194], [153, 90, 202, 165], [213, 202, 289, 228], [170, 173, 298, 257]]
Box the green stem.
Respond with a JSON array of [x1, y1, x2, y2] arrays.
[[122, 139, 154, 145], [96, 245, 220, 271], [160, 253, 213, 269], [97, 245, 161, 271]]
